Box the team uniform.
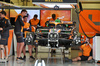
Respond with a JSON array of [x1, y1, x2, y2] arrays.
[[80, 43, 93, 61], [23, 21, 34, 45], [0, 17, 11, 45], [29, 18, 39, 32], [45, 18, 56, 27], [49, 18, 56, 21], [14, 14, 24, 43], [29, 18, 39, 48]]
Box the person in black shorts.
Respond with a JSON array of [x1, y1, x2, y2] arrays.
[[72, 38, 93, 62], [0, 11, 11, 59], [22, 16, 35, 60], [14, 9, 27, 61]]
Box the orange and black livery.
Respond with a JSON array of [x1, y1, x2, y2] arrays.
[[14, 14, 24, 43], [0, 17, 11, 45]]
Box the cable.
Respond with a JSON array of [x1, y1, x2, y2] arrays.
[[77, 12, 95, 39], [79, 17, 95, 38]]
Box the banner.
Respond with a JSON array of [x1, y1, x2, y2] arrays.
[[79, 10, 100, 37], [79, 10, 100, 43], [10, 9, 40, 22], [40, 10, 71, 27], [32, 0, 77, 3]]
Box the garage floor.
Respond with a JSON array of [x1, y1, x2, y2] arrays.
[[0, 50, 100, 66]]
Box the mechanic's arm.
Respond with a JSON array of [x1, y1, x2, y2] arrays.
[[0, 28, 3, 30], [37, 20, 40, 26], [89, 43, 93, 49], [28, 25, 32, 32], [79, 45, 83, 50], [23, 25, 31, 32], [18, 15, 24, 26], [3, 20, 11, 31], [29, 20, 31, 26], [86, 41, 93, 49], [79, 47, 82, 50]]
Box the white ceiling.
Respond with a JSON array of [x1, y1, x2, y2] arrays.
[[33, 3, 77, 8]]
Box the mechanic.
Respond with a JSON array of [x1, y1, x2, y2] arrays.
[[49, 14, 56, 21], [72, 37, 93, 62], [29, 14, 40, 32], [29, 14, 40, 52], [22, 16, 35, 60], [0, 11, 11, 60], [14, 9, 27, 61]]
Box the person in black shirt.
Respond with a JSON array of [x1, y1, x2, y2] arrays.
[[0, 11, 11, 60], [14, 9, 27, 61]]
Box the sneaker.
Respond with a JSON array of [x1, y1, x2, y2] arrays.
[[16, 57, 24, 61], [29, 56, 35, 60], [16, 57, 18, 61], [0, 59, 8, 62], [86, 59, 95, 63], [23, 56, 26, 61], [65, 57, 72, 62], [97, 61, 100, 63]]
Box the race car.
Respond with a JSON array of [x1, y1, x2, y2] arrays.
[[34, 21, 81, 49]]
